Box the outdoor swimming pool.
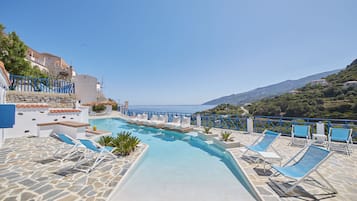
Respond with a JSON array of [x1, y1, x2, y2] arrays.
[[90, 118, 257, 201]]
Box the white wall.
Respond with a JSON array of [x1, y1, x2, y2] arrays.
[[0, 67, 8, 104], [4, 107, 89, 139], [79, 106, 89, 123], [27, 59, 49, 72], [73, 74, 98, 104], [0, 63, 9, 147]]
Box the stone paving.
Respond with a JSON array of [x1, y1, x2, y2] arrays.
[[5, 111, 354, 201], [0, 136, 146, 201], [94, 113, 357, 201], [203, 127, 357, 201]]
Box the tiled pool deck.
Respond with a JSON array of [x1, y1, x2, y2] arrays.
[[0, 136, 146, 201], [1, 112, 356, 201], [205, 128, 357, 201]]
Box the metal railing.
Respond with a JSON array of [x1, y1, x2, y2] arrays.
[[127, 110, 192, 122], [126, 111, 357, 139], [199, 115, 247, 131], [254, 116, 357, 136], [9, 74, 75, 94]]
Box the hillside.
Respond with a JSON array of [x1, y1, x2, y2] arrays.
[[203, 69, 341, 105], [247, 59, 357, 119]]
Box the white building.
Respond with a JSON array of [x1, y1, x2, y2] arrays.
[[343, 81, 357, 89], [0, 61, 10, 147], [26, 47, 75, 80], [0, 61, 9, 104], [73, 74, 106, 104], [309, 79, 328, 87]]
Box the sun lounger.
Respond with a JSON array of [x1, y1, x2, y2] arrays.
[[148, 114, 167, 128], [242, 130, 281, 162], [165, 116, 181, 129], [328, 127, 353, 155], [291, 125, 311, 146], [181, 116, 191, 128], [269, 145, 337, 194], [53, 133, 83, 161], [73, 139, 116, 173], [150, 114, 159, 121], [137, 113, 149, 124], [159, 114, 168, 123]]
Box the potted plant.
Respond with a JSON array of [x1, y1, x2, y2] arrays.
[[215, 131, 240, 148], [199, 127, 218, 139], [204, 127, 212, 134], [220, 131, 234, 142]]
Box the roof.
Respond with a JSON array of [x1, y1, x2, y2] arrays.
[[16, 103, 49, 109], [49, 109, 81, 113], [15, 104, 81, 113], [41, 52, 61, 59]]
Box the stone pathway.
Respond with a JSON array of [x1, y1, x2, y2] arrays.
[[0, 137, 146, 201], [204, 128, 357, 201]]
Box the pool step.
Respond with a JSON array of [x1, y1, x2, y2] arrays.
[[205, 140, 214, 144], [182, 136, 191, 141], [186, 132, 198, 137]]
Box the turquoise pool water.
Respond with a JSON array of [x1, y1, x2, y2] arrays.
[[90, 118, 257, 201]]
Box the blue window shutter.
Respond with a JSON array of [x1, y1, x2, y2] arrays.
[[0, 104, 16, 128]]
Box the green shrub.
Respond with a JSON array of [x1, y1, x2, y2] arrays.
[[108, 98, 118, 110], [203, 127, 212, 134], [92, 104, 106, 112], [98, 135, 114, 146], [221, 131, 233, 142], [110, 131, 140, 156], [112, 103, 118, 111]]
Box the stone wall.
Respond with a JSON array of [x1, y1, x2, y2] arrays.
[[6, 91, 76, 108]]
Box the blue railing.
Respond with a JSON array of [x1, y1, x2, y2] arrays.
[[200, 115, 247, 131], [126, 111, 357, 140], [127, 110, 247, 130], [9, 74, 75, 94], [127, 110, 192, 122], [254, 116, 357, 136]]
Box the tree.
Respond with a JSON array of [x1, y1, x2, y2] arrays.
[[0, 24, 47, 77]]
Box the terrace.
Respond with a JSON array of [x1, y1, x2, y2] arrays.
[[207, 128, 357, 201], [0, 135, 147, 201], [0, 111, 356, 201]]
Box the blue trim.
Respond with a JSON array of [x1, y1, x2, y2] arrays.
[[9, 74, 75, 94]]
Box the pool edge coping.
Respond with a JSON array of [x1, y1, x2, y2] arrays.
[[92, 116, 263, 201], [106, 143, 150, 201], [226, 149, 264, 201]]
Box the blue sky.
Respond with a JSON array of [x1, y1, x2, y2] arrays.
[[1, 0, 356, 105]]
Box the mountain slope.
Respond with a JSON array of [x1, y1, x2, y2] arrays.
[[203, 69, 341, 105], [248, 59, 357, 119]]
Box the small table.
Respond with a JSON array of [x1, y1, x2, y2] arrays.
[[258, 151, 282, 172], [312, 134, 327, 147]]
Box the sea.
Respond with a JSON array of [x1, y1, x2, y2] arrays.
[[128, 105, 215, 114]]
